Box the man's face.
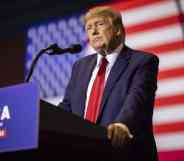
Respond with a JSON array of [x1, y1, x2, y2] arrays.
[[85, 16, 119, 53]]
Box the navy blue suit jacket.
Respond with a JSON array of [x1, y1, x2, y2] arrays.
[[60, 46, 159, 161]]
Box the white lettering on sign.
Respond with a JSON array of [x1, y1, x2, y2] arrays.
[[0, 105, 11, 121]]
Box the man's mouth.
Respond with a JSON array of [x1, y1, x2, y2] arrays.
[[93, 37, 102, 42]]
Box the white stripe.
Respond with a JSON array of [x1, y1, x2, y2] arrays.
[[126, 24, 183, 49], [153, 104, 184, 125], [181, 0, 184, 12], [122, 0, 178, 26], [155, 132, 184, 151], [158, 50, 184, 70], [157, 77, 184, 97]]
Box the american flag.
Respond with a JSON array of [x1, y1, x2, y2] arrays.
[[26, 0, 184, 160]]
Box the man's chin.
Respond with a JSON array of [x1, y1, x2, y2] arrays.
[[93, 45, 107, 53]]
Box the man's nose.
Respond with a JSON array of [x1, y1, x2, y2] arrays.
[[91, 26, 99, 35]]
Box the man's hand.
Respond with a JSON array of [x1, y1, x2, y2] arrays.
[[107, 123, 133, 148]]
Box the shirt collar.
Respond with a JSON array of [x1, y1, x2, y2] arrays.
[[96, 43, 123, 68]]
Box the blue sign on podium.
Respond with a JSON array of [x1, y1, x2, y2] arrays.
[[0, 82, 39, 153]]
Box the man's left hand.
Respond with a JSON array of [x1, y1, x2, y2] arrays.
[[107, 123, 133, 148]]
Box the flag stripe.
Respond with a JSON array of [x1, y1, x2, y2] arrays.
[[154, 121, 184, 134], [109, 0, 164, 12], [119, 0, 178, 27], [158, 67, 184, 80], [126, 24, 182, 49], [153, 104, 184, 124], [126, 14, 183, 35], [155, 132, 184, 151], [158, 50, 184, 70], [159, 150, 184, 161], [157, 77, 184, 97], [141, 40, 184, 54], [155, 94, 184, 107]]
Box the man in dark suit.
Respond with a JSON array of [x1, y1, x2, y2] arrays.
[[59, 6, 159, 161]]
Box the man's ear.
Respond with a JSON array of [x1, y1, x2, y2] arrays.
[[115, 26, 122, 36]]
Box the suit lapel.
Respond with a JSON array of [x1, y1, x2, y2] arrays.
[[97, 47, 131, 121], [78, 55, 97, 117]]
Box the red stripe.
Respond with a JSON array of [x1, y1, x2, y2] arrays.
[[158, 67, 184, 80], [126, 14, 183, 35], [140, 40, 184, 54], [159, 150, 184, 161], [154, 121, 184, 134], [107, 0, 164, 11], [155, 94, 184, 107]]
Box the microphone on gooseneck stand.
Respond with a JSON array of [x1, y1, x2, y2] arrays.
[[46, 43, 82, 55], [25, 43, 82, 82]]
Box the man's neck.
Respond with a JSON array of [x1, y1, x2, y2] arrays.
[[99, 42, 123, 56]]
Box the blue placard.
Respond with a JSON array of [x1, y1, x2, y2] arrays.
[[0, 82, 39, 153]]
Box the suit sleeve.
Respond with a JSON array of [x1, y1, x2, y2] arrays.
[[57, 62, 77, 112], [114, 55, 159, 135]]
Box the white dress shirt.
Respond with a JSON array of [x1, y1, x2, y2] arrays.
[[84, 44, 123, 117]]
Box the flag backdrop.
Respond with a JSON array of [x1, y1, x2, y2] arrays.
[[25, 0, 184, 161]]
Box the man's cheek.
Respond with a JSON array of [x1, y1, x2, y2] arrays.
[[103, 36, 110, 46]]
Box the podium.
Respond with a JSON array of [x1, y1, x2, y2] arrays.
[[0, 83, 112, 161]]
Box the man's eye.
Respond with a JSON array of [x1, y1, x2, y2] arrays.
[[86, 26, 91, 30], [98, 22, 105, 26]]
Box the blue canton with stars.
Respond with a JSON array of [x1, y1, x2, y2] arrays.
[[25, 13, 88, 99]]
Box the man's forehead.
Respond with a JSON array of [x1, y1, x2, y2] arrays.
[[85, 16, 110, 25]]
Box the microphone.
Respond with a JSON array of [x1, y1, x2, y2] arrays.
[[44, 43, 82, 55], [25, 43, 82, 82]]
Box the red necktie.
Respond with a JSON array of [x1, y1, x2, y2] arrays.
[[85, 57, 108, 123]]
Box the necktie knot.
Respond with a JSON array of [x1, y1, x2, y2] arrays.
[[98, 57, 108, 74]]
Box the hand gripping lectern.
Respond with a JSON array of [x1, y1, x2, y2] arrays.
[[0, 83, 112, 161]]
